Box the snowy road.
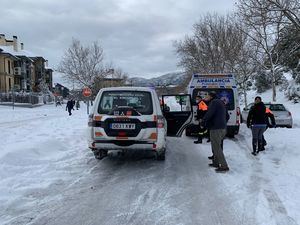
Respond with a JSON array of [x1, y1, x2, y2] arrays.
[[1, 104, 300, 225]]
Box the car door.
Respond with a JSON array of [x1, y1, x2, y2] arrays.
[[161, 94, 193, 137]]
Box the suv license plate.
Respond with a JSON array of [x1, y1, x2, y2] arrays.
[[111, 123, 136, 130]]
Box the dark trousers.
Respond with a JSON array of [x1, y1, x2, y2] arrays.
[[67, 108, 72, 116], [210, 129, 228, 168], [251, 125, 267, 150]]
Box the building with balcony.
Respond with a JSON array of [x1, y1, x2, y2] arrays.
[[0, 34, 52, 93]]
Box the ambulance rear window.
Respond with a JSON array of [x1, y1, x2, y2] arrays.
[[192, 88, 235, 110]]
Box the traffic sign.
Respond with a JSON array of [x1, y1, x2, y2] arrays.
[[82, 87, 92, 97]]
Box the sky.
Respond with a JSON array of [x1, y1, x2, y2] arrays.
[[0, 0, 235, 79]]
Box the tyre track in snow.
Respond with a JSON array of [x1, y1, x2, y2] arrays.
[[26, 136, 256, 225], [233, 132, 298, 225]]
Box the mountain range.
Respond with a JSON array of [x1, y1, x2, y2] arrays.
[[128, 72, 187, 87]]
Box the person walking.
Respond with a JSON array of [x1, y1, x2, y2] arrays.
[[66, 99, 74, 116], [246, 96, 267, 155], [194, 95, 209, 144], [202, 92, 230, 173], [261, 107, 276, 150]]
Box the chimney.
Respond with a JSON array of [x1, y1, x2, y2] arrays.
[[0, 34, 5, 45], [45, 60, 49, 67], [13, 35, 18, 51], [21, 42, 24, 50]]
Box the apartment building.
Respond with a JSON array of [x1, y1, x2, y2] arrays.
[[0, 34, 53, 92]]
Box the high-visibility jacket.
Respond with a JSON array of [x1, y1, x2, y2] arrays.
[[266, 107, 273, 114], [198, 101, 208, 111], [266, 107, 276, 127]]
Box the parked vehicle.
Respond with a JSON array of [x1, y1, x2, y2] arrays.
[[185, 74, 240, 137], [88, 87, 195, 160], [241, 103, 293, 128], [88, 87, 168, 160]]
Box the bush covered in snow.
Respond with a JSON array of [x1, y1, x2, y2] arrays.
[[286, 80, 300, 103]]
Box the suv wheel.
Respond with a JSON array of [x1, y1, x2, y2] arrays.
[[156, 149, 166, 161]]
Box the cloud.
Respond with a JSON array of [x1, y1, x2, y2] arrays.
[[0, 0, 234, 78]]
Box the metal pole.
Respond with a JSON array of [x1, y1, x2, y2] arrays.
[[12, 86, 15, 110], [87, 99, 90, 115]]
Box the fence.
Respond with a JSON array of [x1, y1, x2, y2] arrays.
[[0, 92, 51, 105]]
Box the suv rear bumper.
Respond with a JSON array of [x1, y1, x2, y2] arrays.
[[89, 140, 164, 152]]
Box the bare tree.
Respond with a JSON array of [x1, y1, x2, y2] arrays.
[[174, 13, 248, 74], [58, 39, 108, 91], [237, 0, 286, 102], [265, 0, 300, 30], [234, 41, 260, 107]]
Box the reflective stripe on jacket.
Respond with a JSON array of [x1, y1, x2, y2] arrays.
[[198, 101, 208, 111]]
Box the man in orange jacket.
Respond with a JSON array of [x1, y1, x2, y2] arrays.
[[194, 95, 209, 144], [261, 107, 276, 150]]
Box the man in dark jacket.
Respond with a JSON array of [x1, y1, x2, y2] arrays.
[[246, 96, 267, 155], [66, 99, 74, 116], [202, 91, 230, 172]]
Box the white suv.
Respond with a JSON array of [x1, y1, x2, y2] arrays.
[[88, 87, 168, 160], [88, 87, 194, 160]]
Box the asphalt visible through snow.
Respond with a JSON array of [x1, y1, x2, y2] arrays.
[[2, 105, 298, 225], [25, 138, 256, 225]]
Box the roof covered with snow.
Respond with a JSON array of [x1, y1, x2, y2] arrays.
[[0, 45, 42, 58]]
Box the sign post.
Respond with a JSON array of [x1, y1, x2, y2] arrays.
[[82, 87, 92, 115]]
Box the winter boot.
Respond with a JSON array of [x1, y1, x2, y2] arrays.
[[194, 137, 202, 144], [208, 155, 214, 160], [263, 138, 267, 146], [258, 141, 265, 152], [215, 166, 230, 173], [252, 144, 257, 155]]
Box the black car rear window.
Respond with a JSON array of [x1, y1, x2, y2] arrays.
[[192, 88, 235, 110], [98, 91, 153, 115], [269, 104, 286, 111]]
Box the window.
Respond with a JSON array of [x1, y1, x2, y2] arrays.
[[98, 91, 153, 115], [270, 104, 286, 111], [8, 60, 11, 74], [192, 88, 235, 110], [163, 95, 191, 112]]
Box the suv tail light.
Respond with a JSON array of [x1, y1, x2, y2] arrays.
[[288, 111, 292, 117], [157, 115, 165, 128]]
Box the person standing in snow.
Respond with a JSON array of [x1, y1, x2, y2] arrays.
[[202, 91, 230, 173], [246, 96, 267, 155], [72, 99, 76, 110], [76, 100, 80, 110], [194, 95, 209, 144], [66, 99, 74, 116], [261, 107, 276, 150]]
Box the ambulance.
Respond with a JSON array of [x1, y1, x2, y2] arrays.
[[185, 74, 240, 137]]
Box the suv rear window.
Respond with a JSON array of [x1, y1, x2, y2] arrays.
[[192, 88, 235, 110], [98, 91, 153, 115]]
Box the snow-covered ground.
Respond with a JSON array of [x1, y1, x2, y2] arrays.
[[0, 90, 300, 225]]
